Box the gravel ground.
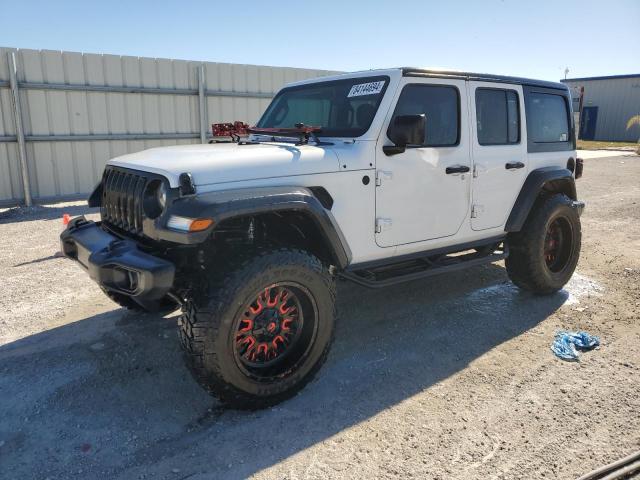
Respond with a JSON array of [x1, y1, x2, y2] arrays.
[[0, 154, 639, 480]]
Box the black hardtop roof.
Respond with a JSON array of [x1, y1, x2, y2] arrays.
[[401, 67, 568, 90]]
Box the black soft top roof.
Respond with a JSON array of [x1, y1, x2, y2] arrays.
[[402, 67, 568, 90]]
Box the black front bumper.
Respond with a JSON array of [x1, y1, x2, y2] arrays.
[[60, 216, 175, 307]]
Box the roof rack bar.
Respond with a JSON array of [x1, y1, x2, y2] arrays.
[[401, 67, 567, 90]]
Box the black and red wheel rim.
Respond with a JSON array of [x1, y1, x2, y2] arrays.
[[232, 283, 318, 380], [544, 216, 573, 273]]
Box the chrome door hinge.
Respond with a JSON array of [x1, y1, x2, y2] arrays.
[[471, 204, 484, 218], [375, 218, 392, 233], [375, 170, 393, 186]]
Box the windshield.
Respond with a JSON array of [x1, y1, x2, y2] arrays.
[[256, 75, 390, 137]]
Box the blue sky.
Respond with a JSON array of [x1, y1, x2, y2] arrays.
[[1, 0, 638, 81]]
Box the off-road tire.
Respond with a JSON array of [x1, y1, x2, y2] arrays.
[[178, 248, 336, 409], [506, 193, 581, 295]]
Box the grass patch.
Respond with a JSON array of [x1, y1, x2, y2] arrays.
[[577, 140, 639, 150]]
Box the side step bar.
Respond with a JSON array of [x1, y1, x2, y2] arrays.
[[340, 243, 508, 289]]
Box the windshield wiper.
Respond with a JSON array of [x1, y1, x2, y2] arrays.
[[248, 123, 333, 146]]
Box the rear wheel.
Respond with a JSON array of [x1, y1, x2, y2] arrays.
[[506, 194, 581, 294], [178, 248, 336, 409]]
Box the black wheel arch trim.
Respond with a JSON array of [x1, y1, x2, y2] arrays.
[[165, 186, 352, 269], [505, 167, 577, 233]]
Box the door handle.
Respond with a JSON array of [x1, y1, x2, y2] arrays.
[[505, 161, 525, 170], [445, 165, 470, 174]]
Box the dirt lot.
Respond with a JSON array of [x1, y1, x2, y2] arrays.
[[1, 154, 638, 480]]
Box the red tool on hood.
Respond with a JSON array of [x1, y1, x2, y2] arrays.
[[211, 121, 250, 140]]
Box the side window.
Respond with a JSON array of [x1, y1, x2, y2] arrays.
[[475, 88, 520, 145], [390, 84, 459, 147], [527, 92, 570, 143]]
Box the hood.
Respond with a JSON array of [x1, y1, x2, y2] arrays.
[[107, 142, 341, 188]]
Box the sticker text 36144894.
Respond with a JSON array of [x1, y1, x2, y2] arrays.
[[347, 81, 385, 98]]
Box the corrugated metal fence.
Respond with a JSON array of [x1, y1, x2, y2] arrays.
[[563, 76, 640, 142], [0, 47, 338, 206]]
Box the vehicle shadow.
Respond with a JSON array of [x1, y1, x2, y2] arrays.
[[0, 263, 569, 479]]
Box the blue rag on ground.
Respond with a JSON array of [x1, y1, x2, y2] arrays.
[[551, 331, 600, 361]]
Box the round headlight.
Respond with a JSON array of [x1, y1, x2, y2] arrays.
[[143, 179, 167, 219], [157, 182, 167, 210]]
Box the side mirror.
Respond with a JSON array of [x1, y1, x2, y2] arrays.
[[385, 114, 425, 155]]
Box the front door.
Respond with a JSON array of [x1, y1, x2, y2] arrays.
[[375, 79, 471, 247], [469, 82, 528, 231]]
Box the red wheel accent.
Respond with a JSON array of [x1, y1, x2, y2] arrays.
[[234, 285, 303, 366], [544, 217, 573, 273], [281, 318, 293, 331], [238, 319, 253, 332], [250, 298, 264, 315], [545, 223, 560, 263], [272, 335, 285, 348], [266, 288, 278, 307], [238, 336, 256, 349]]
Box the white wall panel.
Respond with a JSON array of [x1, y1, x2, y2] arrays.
[[0, 47, 339, 205]]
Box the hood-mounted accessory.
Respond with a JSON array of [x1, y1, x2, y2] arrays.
[[248, 123, 332, 146], [210, 121, 250, 143]]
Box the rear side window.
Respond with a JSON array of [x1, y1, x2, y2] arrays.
[[390, 84, 459, 147], [475, 89, 520, 145], [527, 93, 570, 143]]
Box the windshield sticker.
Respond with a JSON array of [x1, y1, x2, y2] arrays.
[[347, 81, 385, 98]]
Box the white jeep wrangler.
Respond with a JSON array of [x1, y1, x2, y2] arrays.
[[61, 68, 584, 408]]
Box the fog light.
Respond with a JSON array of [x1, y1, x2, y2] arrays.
[[167, 215, 214, 232]]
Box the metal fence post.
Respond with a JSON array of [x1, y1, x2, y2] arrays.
[[198, 65, 208, 144], [7, 51, 32, 206]]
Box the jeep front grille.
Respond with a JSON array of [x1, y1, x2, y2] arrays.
[[100, 167, 147, 235]]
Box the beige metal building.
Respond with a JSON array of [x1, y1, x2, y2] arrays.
[[0, 47, 338, 206], [562, 74, 640, 143]]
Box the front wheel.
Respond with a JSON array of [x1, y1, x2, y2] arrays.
[[506, 194, 581, 295], [178, 248, 336, 409]]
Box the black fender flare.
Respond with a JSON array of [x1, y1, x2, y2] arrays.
[[165, 186, 352, 269], [505, 167, 577, 232]]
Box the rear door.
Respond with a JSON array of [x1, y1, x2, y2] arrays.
[[469, 82, 528, 230], [375, 79, 471, 247]]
